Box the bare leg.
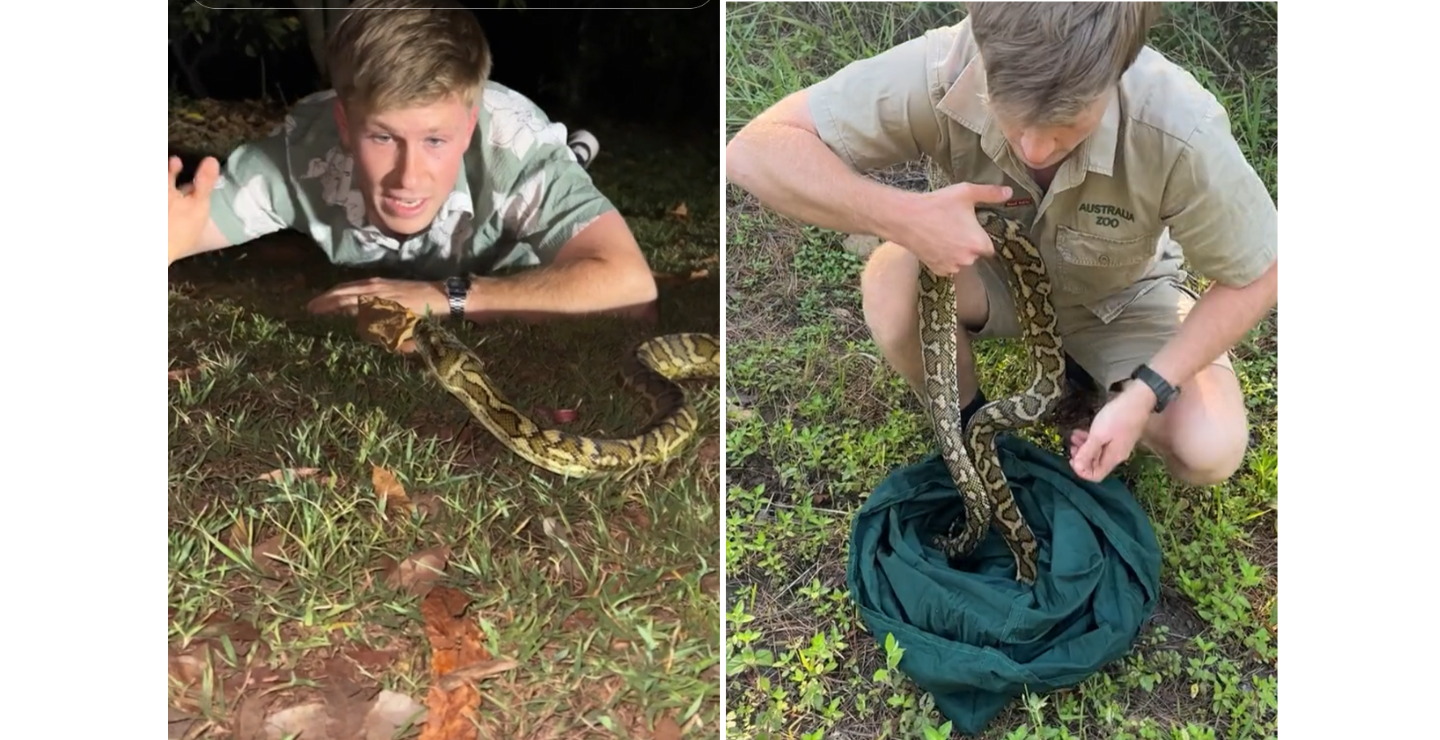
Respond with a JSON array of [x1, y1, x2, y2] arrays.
[[859, 241, 991, 405]]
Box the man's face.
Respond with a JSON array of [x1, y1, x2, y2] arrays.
[[990, 90, 1111, 171], [335, 94, 479, 238]]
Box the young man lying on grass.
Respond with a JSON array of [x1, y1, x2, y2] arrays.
[[167, 0, 658, 326], [725, 2, 1277, 486]]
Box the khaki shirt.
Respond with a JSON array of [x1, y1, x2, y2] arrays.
[[808, 18, 1277, 322], [206, 82, 615, 281]]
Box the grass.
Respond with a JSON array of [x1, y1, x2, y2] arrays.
[[723, 3, 1277, 739], [167, 103, 723, 739]]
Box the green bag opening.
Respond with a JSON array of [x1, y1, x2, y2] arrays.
[[846, 434, 1163, 736]]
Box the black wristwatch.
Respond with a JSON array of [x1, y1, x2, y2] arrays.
[[1127, 364, 1180, 413], [444, 276, 470, 319]]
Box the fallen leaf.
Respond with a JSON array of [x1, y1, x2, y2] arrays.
[[653, 714, 683, 740], [227, 516, 252, 548], [372, 464, 413, 515], [410, 492, 444, 519], [231, 693, 281, 740], [418, 685, 480, 740], [168, 647, 206, 688], [436, 658, 519, 692], [256, 467, 321, 483], [197, 613, 261, 646], [251, 534, 289, 581], [420, 587, 489, 674], [384, 546, 451, 596], [260, 702, 330, 740], [418, 586, 492, 740], [167, 707, 203, 740], [322, 673, 384, 740], [168, 367, 200, 382], [668, 202, 688, 218], [361, 690, 428, 739]]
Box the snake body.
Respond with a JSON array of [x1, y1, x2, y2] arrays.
[[919, 209, 1066, 584], [359, 297, 719, 478]]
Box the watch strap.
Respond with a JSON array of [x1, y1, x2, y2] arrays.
[[445, 276, 470, 319], [1130, 364, 1179, 413]]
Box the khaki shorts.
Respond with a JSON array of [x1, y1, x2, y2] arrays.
[[970, 259, 1235, 391]]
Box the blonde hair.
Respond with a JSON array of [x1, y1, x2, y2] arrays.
[[325, 0, 493, 115], [966, 2, 1162, 127]]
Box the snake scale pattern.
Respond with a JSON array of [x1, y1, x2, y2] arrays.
[[918, 207, 1067, 585], [358, 297, 719, 478]]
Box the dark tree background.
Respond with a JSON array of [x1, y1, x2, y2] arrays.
[[168, 0, 720, 135]]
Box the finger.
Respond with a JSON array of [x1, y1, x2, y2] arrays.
[[1072, 437, 1104, 481], [1097, 443, 1133, 480], [954, 182, 1013, 205], [190, 157, 221, 200], [169, 156, 183, 195], [307, 289, 353, 314], [305, 294, 334, 314], [923, 262, 953, 279]]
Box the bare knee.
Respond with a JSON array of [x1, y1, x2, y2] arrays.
[[1144, 369, 1250, 486], [860, 241, 920, 352]]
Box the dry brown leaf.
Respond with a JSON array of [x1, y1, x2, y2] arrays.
[[322, 674, 384, 739], [384, 545, 451, 596], [418, 685, 480, 740], [228, 516, 252, 548], [197, 613, 261, 646], [259, 702, 331, 740], [372, 464, 413, 514], [167, 707, 203, 740], [668, 202, 688, 218], [256, 467, 321, 483], [653, 714, 683, 740], [361, 690, 428, 738], [410, 492, 444, 519], [417, 586, 492, 740], [435, 658, 519, 692], [168, 647, 206, 688], [251, 534, 289, 580], [168, 367, 200, 382]]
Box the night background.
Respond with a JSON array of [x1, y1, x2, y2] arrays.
[[168, 0, 719, 135]]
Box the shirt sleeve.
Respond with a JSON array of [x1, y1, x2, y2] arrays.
[[1160, 105, 1278, 287], [207, 132, 300, 246], [806, 32, 947, 173], [506, 143, 617, 264]]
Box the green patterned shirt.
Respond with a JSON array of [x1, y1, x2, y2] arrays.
[[206, 82, 616, 280]]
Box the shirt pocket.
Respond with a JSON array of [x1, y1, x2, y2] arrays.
[[1052, 224, 1160, 301]]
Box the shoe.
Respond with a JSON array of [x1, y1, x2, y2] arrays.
[[568, 129, 599, 169]]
